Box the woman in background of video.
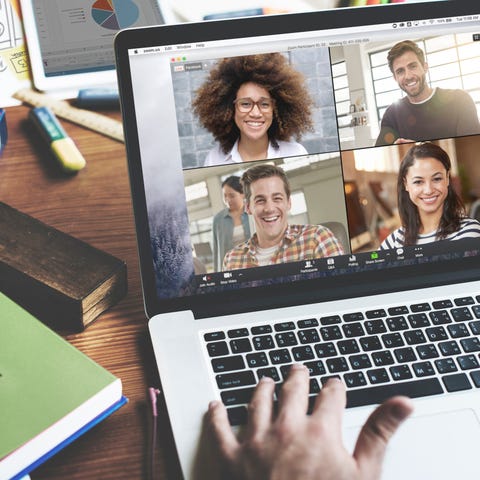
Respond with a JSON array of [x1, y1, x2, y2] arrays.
[[193, 53, 313, 166], [381, 142, 480, 249], [212, 176, 251, 271]]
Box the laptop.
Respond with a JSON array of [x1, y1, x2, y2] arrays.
[[114, 2, 480, 478]]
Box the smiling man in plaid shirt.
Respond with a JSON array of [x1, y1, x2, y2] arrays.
[[222, 164, 344, 271]]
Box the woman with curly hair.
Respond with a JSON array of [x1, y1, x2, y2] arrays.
[[380, 142, 480, 249], [193, 53, 313, 166]]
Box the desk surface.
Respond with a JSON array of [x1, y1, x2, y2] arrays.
[[1, 105, 182, 480]]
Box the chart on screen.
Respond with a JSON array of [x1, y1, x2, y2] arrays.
[[91, 0, 140, 30]]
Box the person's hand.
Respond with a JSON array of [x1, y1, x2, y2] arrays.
[[394, 137, 415, 144], [208, 364, 413, 480]]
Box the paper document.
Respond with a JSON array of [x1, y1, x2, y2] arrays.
[[0, 0, 31, 107]]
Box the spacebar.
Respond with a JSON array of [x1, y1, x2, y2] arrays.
[[346, 378, 443, 408]]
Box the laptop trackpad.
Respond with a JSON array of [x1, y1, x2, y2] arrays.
[[345, 409, 480, 479]]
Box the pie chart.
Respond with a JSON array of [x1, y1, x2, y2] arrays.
[[91, 0, 139, 30]]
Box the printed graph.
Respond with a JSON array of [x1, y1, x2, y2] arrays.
[[91, 0, 139, 30]]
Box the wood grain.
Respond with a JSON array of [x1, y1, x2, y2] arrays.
[[0, 105, 182, 480]]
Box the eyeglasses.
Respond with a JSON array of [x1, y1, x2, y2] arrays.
[[234, 97, 274, 113]]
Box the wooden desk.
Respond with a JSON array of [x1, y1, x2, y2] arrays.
[[0, 105, 182, 479]]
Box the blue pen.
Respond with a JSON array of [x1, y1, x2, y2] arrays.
[[0, 109, 7, 155]]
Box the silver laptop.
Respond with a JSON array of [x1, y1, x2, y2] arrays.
[[114, 2, 480, 478]]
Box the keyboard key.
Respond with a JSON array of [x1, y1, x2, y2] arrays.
[[416, 344, 439, 360], [269, 349, 292, 365], [442, 373, 472, 392], [366, 309, 387, 319], [438, 340, 460, 356], [447, 323, 470, 338], [472, 305, 480, 319], [349, 354, 372, 370], [216, 371, 256, 389], [390, 364, 413, 381], [298, 328, 320, 344], [310, 378, 321, 394], [367, 368, 390, 384], [305, 360, 326, 376], [404, 329, 427, 345], [388, 306, 409, 315], [257, 367, 280, 382], [228, 328, 249, 338], [382, 332, 404, 348], [343, 312, 364, 322], [338, 339, 360, 355], [275, 332, 297, 347], [315, 342, 337, 358], [410, 303, 431, 313], [207, 341, 229, 357], [372, 350, 395, 366], [470, 370, 480, 387], [387, 316, 409, 331], [320, 315, 341, 325], [461, 337, 480, 353], [253, 335, 275, 350], [246, 352, 269, 368], [344, 371, 367, 388], [280, 364, 293, 379], [457, 354, 480, 370], [342, 322, 365, 338], [251, 325, 272, 335], [212, 355, 245, 373], [407, 313, 430, 328], [454, 297, 474, 306], [469, 321, 480, 335], [292, 345, 315, 361], [204, 331, 225, 341], [429, 310, 451, 325], [394, 347, 417, 363], [320, 326, 343, 341], [426, 326, 448, 342], [230, 338, 252, 353], [227, 406, 248, 426], [274, 322, 296, 332], [346, 378, 443, 408], [435, 358, 458, 374], [365, 319, 387, 335], [298, 318, 319, 329], [321, 375, 341, 385], [221, 387, 255, 406], [412, 361, 435, 377], [432, 300, 453, 309], [326, 357, 349, 373], [451, 307, 473, 322], [360, 335, 382, 352]]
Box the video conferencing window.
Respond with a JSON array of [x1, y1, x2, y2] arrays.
[[140, 22, 480, 299]]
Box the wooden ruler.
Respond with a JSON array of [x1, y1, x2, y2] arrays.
[[13, 88, 124, 143]]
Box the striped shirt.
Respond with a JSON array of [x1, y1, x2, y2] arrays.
[[222, 224, 344, 271], [380, 217, 480, 250]]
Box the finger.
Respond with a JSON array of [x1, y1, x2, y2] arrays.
[[353, 396, 414, 477], [311, 377, 346, 434], [277, 364, 310, 419], [247, 376, 276, 437], [208, 400, 240, 462]]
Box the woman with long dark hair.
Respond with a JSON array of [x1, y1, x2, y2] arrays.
[[381, 142, 480, 249], [193, 53, 313, 166]]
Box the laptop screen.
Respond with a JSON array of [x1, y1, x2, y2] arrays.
[[115, 2, 480, 318]]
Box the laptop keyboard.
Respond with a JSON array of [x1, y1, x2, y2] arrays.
[[203, 295, 480, 426]]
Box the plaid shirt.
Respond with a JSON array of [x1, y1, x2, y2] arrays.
[[223, 224, 344, 271]]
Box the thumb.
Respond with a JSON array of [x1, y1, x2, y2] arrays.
[[353, 396, 413, 479]]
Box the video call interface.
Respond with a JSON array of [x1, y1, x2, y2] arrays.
[[134, 14, 480, 299]]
